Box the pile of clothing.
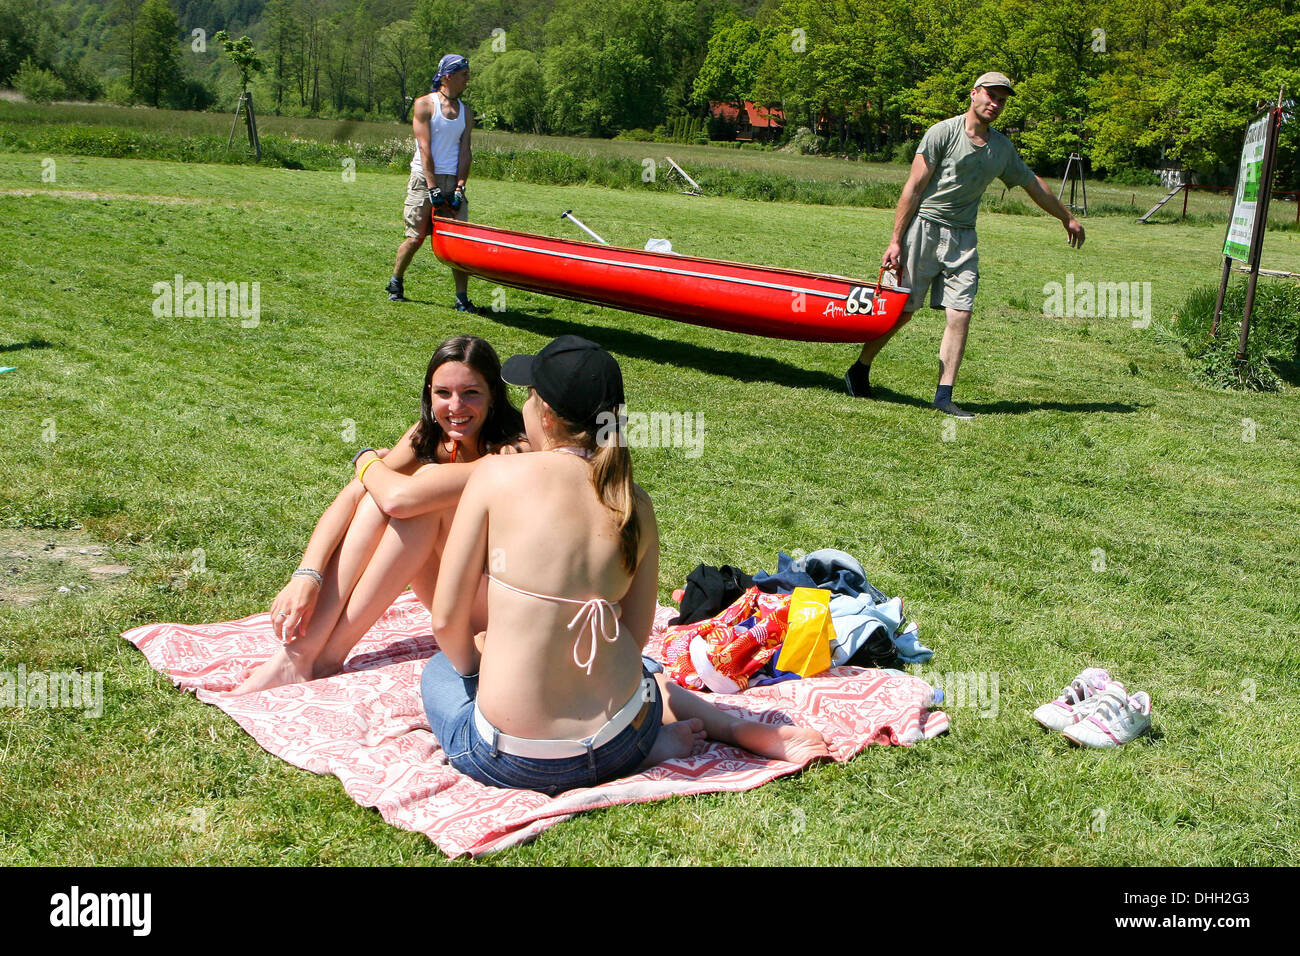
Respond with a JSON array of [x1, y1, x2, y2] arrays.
[[660, 549, 933, 694]]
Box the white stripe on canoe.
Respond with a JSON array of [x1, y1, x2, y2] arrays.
[[436, 228, 909, 301]]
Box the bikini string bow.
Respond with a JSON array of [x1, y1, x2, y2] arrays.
[[568, 598, 620, 675]]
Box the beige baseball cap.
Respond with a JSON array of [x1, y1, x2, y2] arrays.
[[974, 71, 1016, 94]]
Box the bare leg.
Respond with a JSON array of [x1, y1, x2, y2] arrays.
[[233, 496, 454, 694], [394, 195, 431, 280], [651, 674, 831, 764], [233, 491, 393, 694], [407, 511, 489, 635], [937, 308, 972, 387], [393, 232, 426, 280], [856, 309, 914, 365], [311, 506, 447, 675]]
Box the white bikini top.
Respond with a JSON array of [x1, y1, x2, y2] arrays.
[[487, 444, 614, 675], [487, 575, 620, 675]]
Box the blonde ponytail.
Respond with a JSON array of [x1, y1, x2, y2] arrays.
[[552, 407, 640, 573], [591, 439, 639, 573]]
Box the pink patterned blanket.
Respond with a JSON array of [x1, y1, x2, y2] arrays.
[[123, 592, 949, 857]]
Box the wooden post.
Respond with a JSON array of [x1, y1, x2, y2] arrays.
[[1236, 98, 1283, 362], [245, 90, 261, 160], [1210, 256, 1233, 338], [227, 91, 262, 160], [227, 93, 245, 148]]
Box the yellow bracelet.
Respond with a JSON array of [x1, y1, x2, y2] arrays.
[[357, 455, 382, 485]]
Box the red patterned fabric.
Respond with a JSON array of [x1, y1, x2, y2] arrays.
[[123, 593, 948, 857], [660, 587, 791, 691]]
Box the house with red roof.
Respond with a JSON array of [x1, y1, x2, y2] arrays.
[[708, 101, 785, 142]]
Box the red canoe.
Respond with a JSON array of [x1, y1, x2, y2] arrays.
[[430, 219, 910, 343]]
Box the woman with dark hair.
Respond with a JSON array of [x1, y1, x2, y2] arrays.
[[234, 335, 526, 695], [423, 336, 830, 793]]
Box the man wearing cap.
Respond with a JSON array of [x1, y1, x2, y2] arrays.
[[845, 72, 1085, 418], [387, 53, 478, 311]]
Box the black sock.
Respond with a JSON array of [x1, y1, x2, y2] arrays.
[[935, 384, 953, 404]]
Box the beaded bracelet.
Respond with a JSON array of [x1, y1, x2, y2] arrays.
[[292, 567, 324, 587]]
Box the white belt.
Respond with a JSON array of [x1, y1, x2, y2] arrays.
[[473, 677, 655, 760]]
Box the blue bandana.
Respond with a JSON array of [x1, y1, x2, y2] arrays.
[[432, 54, 468, 91]]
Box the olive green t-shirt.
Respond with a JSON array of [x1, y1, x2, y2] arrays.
[[915, 115, 1035, 229]]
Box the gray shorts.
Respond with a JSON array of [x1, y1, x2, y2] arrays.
[[901, 216, 978, 312], [403, 171, 468, 239]]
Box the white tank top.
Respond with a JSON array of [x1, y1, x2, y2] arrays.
[[410, 92, 465, 177]]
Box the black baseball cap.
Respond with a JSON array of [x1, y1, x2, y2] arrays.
[[501, 335, 624, 424]]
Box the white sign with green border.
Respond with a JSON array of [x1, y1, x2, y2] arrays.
[[1223, 114, 1271, 262]]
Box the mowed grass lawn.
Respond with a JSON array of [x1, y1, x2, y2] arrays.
[[1, 152, 1297, 865]]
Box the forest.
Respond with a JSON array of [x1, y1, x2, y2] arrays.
[[4, 0, 1298, 180]]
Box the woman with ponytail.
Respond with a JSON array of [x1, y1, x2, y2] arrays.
[[424, 335, 829, 794]]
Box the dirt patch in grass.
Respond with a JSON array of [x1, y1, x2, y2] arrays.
[[0, 527, 132, 608]]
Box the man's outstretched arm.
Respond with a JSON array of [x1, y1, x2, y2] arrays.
[[1022, 175, 1085, 248]]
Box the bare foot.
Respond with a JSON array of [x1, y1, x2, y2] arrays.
[[732, 721, 831, 764], [638, 718, 706, 769], [231, 644, 315, 695]]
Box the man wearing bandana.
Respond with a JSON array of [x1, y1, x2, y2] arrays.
[[388, 53, 478, 311]]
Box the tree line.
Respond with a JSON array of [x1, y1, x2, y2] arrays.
[[8, 0, 1298, 182]]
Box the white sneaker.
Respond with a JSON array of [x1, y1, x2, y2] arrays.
[[1033, 668, 1112, 732], [1062, 686, 1152, 748]]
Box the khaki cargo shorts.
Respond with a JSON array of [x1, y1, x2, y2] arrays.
[[403, 171, 468, 239], [901, 216, 978, 312]]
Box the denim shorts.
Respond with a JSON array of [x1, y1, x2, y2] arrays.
[[420, 653, 663, 796]]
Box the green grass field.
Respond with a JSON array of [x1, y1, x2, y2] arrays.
[[1, 146, 1298, 865]]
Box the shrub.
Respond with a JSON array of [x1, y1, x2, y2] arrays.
[[781, 126, 825, 155], [892, 138, 917, 164], [1171, 280, 1300, 390], [55, 60, 104, 101], [657, 115, 702, 144], [1104, 166, 1160, 186], [105, 78, 133, 105], [166, 78, 216, 112], [13, 59, 67, 103]]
